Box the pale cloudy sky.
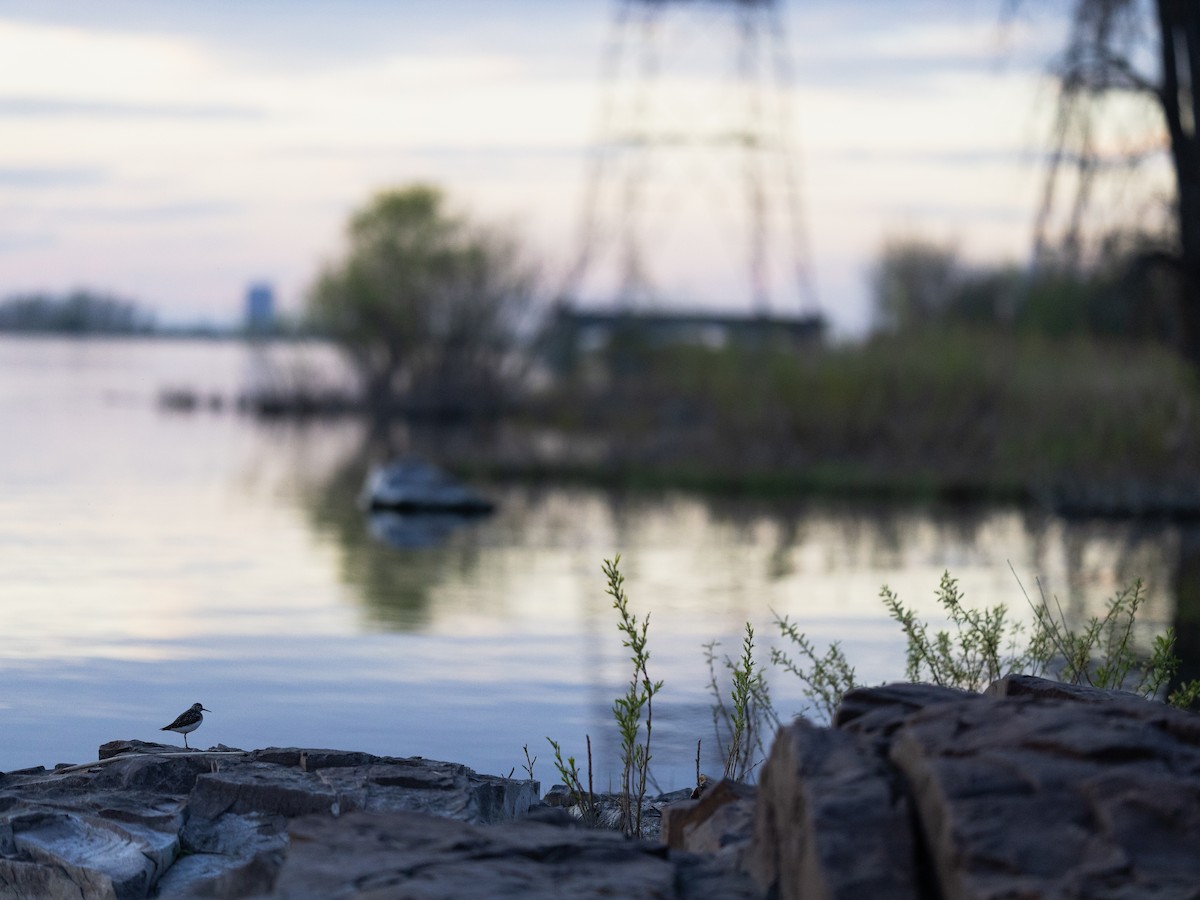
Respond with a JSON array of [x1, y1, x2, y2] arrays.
[[0, 1, 1082, 334]]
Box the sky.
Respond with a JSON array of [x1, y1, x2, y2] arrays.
[[0, 0, 1091, 335]]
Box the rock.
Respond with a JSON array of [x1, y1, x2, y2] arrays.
[[271, 809, 755, 899], [359, 458, 495, 514], [9, 809, 176, 900], [888, 686, 1200, 899], [0, 744, 540, 899], [749, 718, 919, 900], [249, 748, 380, 770], [542, 784, 574, 807], [5, 678, 1198, 899], [187, 764, 342, 821], [150, 848, 282, 900], [0, 856, 119, 899], [749, 677, 1200, 900], [986, 672, 1148, 705], [834, 681, 973, 737], [660, 779, 756, 864]]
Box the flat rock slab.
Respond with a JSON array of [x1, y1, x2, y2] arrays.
[[271, 809, 756, 899]]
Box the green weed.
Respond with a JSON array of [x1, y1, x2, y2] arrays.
[[881, 570, 1038, 692], [546, 735, 598, 826], [606, 555, 663, 838], [769, 615, 860, 721], [544, 555, 661, 837], [704, 623, 779, 783]]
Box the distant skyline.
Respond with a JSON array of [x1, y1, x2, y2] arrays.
[[0, 1, 1131, 335]]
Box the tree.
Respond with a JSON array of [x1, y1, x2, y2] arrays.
[[0, 290, 154, 334], [1030, 0, 1200, 361], [307, 185, 538, 416], [871, 236, 964, 332]]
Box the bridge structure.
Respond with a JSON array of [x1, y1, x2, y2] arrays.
[[554, 0, 823, 360]]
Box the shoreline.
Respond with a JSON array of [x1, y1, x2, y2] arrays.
[[3, 676, 1199, 898]]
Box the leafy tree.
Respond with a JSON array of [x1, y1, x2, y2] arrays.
[[870, 232, 1178, 340], [306, 185, 537, 416], [0, 290, 154, 334], [870, 236, 964, 332]]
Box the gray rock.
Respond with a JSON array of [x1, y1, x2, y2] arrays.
[[270, 809, 703, 899], [888, 687, 1200, 900], [187, 765, 342, 821], [660, 779, 756, 865], [248, 748, 380, 771], [150, 846, 283, 899], [986, 673, 1148, 705], [834, 681, 974, 737], [0, 744, 541, 899], [0, 856, 118, 899], [745, 677, 1200, 900], [360, 459, 495, 514], [9, 810, 175, 900], [749, 718, 918, 900]]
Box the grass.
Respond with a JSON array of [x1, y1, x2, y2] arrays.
[[520, 330, 1200, 502]]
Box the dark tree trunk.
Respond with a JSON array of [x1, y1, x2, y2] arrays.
[[1156, 0, 1200, 363], [1170, 525, 1200, 702]]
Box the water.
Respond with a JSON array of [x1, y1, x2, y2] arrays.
[[0, 336, 1181, 788]]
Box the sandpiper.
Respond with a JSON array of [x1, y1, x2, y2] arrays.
[[161, 702, 209, 749]]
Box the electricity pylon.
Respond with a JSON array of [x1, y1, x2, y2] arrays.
[[563, 0, 817, 316]]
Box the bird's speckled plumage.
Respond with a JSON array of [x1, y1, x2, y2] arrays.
[[161, 702, 209, 748]]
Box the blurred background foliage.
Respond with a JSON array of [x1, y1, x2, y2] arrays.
[[305, 184, 538, 420], [872, 230, 1181, 343]]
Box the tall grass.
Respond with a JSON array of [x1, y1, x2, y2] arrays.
[[531, 331, 1200, 497]]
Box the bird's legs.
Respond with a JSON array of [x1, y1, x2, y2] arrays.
[[184, 734, 190, 749]]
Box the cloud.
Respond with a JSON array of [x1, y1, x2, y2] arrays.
[[0, 96, 264, 119], [0, 231, 57, 252], [833, 148, 1045, 167], [0, 166, 106, 187], [62, 201, 243, 222]]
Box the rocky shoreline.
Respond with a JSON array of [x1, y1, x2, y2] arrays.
[[2, 675, 1198, 898]]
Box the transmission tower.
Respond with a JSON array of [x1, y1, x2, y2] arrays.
[[564, 0, 817, 317]]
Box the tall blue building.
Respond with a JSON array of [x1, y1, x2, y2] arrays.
[[244, 282, 275, 333]]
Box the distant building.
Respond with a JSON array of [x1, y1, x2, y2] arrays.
[[244, 282, 276, 334]]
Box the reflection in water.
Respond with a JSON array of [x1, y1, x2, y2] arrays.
[[367, 511, 488, 550], [299, 420, 1183, 659], [299, 449, 493, 628]]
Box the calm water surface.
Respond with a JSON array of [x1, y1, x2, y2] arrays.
[[0, 336, 1181, 787]]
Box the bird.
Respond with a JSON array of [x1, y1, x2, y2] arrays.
[[161, 702, 210, 749]]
